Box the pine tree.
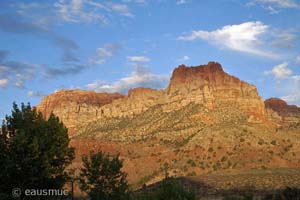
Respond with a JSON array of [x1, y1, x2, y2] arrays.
[[0, 102, 74, 198]]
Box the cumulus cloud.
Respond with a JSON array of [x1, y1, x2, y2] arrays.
[[178, 21, 276, 58], [86, 66, 169, 93], [265, 62, 292, 79], [89, 44, 120, 65], [127, 56, 150, 62]]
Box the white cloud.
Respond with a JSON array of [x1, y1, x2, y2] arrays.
[[248, 0, 300, 14], [27, 90, 44, 97], [108, 3, 133, 17], [127, 56, 150, 62], [265, 62, 292, 79], [86, 67, 168, 93], [250, 0, 300, 8], [282, 94, 300, 104], [0, 78, 9, 88], [176, 0, 188, 5], [271, 31, 297, 48], [54, 0, 133, 24], [279, 75, 300, 105], [89, 44, 120, 65], [263, 5, 280, 14], [296, 56, 300, 64], [54, 0, 107, 24], [178, 55, 190, 62], [178, 21, 276, 58]]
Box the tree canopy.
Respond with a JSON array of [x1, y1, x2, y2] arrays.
[[0, 102, 74, 198]]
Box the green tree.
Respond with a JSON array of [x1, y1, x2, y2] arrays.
[[135, 176, 195, 200], [0, 102, 74, 198], [79, 150, 131, 200], [154, 177, 195, 200]]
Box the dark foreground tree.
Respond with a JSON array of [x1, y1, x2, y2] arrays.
[[0, 102, 74, 198], [79, 151, 131, 200], [135, 176, 195, 200], [153, 177, 195, 200]]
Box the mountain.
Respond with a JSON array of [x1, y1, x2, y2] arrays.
[[36, 62, 300, 189], [36, 62, 268, 132]]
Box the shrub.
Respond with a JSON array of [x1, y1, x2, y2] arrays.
[[187, 159, 196, 167]]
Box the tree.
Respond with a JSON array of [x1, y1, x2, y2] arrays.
[[0, 102, 74, 198], [153, 177, 195, 200], [135, 176, 195, 200], [79, 150, 131, 200]]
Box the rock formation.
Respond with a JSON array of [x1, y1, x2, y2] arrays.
[[35, 90, 125, 133], [265, 98, 300, 124], [165, 62, 265, 117], [36, 62, 266, 133]]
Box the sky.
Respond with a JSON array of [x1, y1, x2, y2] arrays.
[[0, 0, 300, 119]]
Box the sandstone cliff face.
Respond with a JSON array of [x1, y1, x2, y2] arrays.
[[265, 98, 300, 124], [35, 90, 125, 132], [165, 62, 265, 117], [36, 62, 266, 132]]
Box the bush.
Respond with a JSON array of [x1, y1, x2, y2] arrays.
[[271, 140, 277, 145], [187, 159, 196, 167]]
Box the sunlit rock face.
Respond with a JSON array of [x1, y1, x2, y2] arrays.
[[165, 62, 265, 117], [35, 90, 125, 133], [36, 62, 268, 133]]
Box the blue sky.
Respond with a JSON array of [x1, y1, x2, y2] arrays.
[[0, 0, 300, 119]]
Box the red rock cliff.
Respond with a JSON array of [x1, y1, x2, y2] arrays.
[[166, 62, 265, 117], [36, 62, 267, 132]]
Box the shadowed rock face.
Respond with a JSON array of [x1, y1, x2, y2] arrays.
[[36, 62, 266, 132]]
